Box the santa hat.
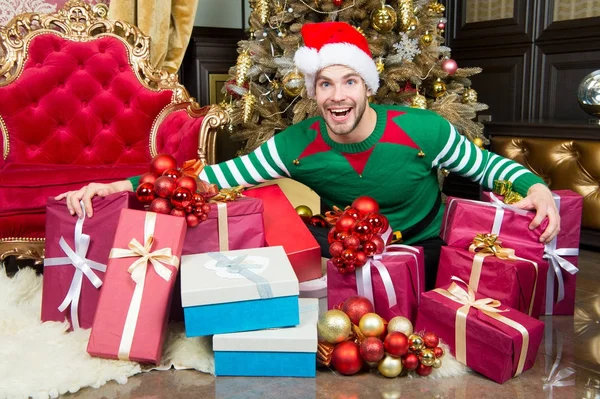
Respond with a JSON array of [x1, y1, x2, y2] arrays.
[[294, 21, 379, 98]]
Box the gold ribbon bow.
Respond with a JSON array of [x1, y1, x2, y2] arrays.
[[493, 180, 523, 204], [180, 159, 204, 177], [434, 277, 530, 378], [211, 186, 244, 202]]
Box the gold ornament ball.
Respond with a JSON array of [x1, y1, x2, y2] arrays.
[[473, 137, 485, 148], [295, 205, 313, 222], [432, 358, 443, 369], [408, 334, 424, 351], [420, 348, 436, 366], [387, 316, 414, 336], [359, 313, 385, 337], [463, 88, 478, 103], [318, 310, 352, 344], [371, 4, 398, 33], [432, 78, 447, 98], [282, 70, 304, 97], [410, 93, 427, 109], [421, 31, 433, 45], [377, 354, 403, 378]]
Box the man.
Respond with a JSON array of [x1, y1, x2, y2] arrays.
[[58, 22, 559, 289]]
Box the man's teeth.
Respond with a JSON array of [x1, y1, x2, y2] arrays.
[[331, 108, 350, 116]]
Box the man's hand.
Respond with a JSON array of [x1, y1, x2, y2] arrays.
[[512, 183, 560, 244], [54, 180, 134, 218]]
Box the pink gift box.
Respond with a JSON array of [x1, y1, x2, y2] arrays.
[[481, 190, 582, 315], [327, 246, 424, 324], [435, 246, 548, 319], [87, 209, 186, 364], [42, 193, 142, 330], [415, 281, 544, 384]]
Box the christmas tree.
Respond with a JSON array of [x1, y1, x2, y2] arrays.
[[222, 0, 488, 154]]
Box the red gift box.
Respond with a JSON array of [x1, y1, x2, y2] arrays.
[[327, 245, 424, 324], [42, 193, 142, 330], [244, 184, 321, 282], [415, 278, 544, 384], [435, 244, 548, 318], [87, 209, 186, 364], [481, 190, 582, 315]]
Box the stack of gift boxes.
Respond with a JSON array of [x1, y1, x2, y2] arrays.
[[41, 176, 323, 377]]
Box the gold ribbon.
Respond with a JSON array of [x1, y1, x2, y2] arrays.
[[493, 179, 523, 204], [434, 277, 530, 378], [108, 212, 179, 361], [211, 186, 244, 202], [468, 233, 539, 316]]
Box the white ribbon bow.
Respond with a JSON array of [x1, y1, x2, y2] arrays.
[[43, 201, 106, 330]]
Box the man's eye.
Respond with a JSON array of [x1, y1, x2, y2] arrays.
[[347, 79, 356, 85], [320, 82, 330, 88]]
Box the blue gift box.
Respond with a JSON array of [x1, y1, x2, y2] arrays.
[[181, 246, 300, 336], [213, 298, 318, 377]]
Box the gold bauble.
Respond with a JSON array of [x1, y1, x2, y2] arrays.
[[432, 78, 447, 98], [421, 30, 433, 45], [317, 310, 352, 344], [235, 50, 252, 86], [420, 348, 436, 366], [242, 92, 256, 124], [408, 334, 424, 351], [432, 358, 443, 368], [376, 57, 385, 74], [463, 88, 478, 103], [282, 70, 304, 97], [387, 316, 413, 336], [473, 137, 484, 148], [377, 354, 403, 378], [371, 4, 398, 33], [410, 93, 427, 109], [359, 313, 385, 337], [295, 205, 313, 222]]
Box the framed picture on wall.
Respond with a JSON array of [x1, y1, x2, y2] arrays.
[[208, 73, 230, 105]]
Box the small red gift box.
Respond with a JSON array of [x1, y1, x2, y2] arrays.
[[327, 245, 424, 324], [435, 243, 548, 318], [481, 190, 582, 315], [244, 184, 321, 282], [87, 209, 186, 364], [42, 193, 142, 330], [415, 278, 544, 384]]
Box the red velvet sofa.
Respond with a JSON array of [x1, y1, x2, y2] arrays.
[[0, 1, 228, 263]]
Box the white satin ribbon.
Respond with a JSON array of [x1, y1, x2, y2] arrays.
[[108, 212, 179, 361], [43, 201, 106, 330], [216, 202, 229, 251], [543, 193, 579, 313]]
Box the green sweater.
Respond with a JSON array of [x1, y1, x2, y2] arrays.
[[130, 104, 544, 244]]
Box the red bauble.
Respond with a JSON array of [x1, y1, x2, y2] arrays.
[[309, 216, 328, 228], [332, 257, 345, 268], [363, 240, 377, 256], [365, 213, 385, 234], [384, 332, 409, 357], [402, 353, 419, 370], [337, 232, 350, 242], [186, 213, 200, 227], [354, 221, 373, 241], [150, 154, 177, 176], [135, 182, 156, 204], [338, 266, 348, 274], [336, 215, 357, 232], [416, 363, 433, 376], [343, 235, 361, 250], [370, 235, 385, 254], [343, 208, 361, 220], [193, 207, 204, 217], [154, 176, 177, 198], [342, 295, 374, 325], [433, 346, 444, 358], [201, 204, 211, 214], [341, 249, 356, 264], [328, 227, 339, 244], [149, 197, 172, 214], [331, 341, 363, 375], [441, 58, 458, 76], [351, 196, 379, 216], [329, 241, 344, 258], [177, 175, 197, 193], [354, 251, 367, 267], [422, 332, 440, 349], [163, 168, 182, 181], [200, 213, 208, 221], [437, 22, 446, 30], [171, 187, 193, 209], [139, 172, 158, 186], [192, 192, 205, 206], [360, 337, 385, 363], [185, 205, 193, 214], [332, 0, 343, 6], [170, 208, 186, 217], [346, 264, 356, 273]]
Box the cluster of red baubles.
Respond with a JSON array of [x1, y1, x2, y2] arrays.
[[328, 196, 390, 274], [135, 154, 210, 227]]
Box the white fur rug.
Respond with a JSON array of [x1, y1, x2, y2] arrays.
[[0, 267, 214, 399]]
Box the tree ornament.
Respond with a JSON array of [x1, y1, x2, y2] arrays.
[[343, 235, 361, 250], [295, 205, 313, 222], [170, 208, 186, 217], [162, 168, 181, 181], [416, 363, 433, 376], [365, 213, 385, 234], [378, 354, 403, 378], [433, 358, 443, 368], [419, 348, 436, 366], [328, 226, 340, 244], [359, 313, 385, 337], [235, 50, 252, 87], [428, 1, 445, 14], [254, 0, 269, 24], [354, 251, 367, 267], [421, 30, 433, 46], [333, 0, 343, 5], [360, 337, 385, 363], [398, 0, 414, 31], [376, 57, 385, 74], [343, 208, 361, 220], [329, 241, 344, 258], [363, 240, 377, 256], [351, 196, 379, 216], [402, 352, 419, 370], [154, 176, 177, 198], [433, 346, 445, 358], [171, 187, 193, 209], [341, 248, 356, 264], [282, 70, 304, 97], [437, 21, 446, 30], [342, 295, 375, 325], [441, 58, 458, 75], [408, 334, 424, 351], [318, 310, 352, 344], [331, 341, 363, 375], [384, 332, 409, 357], [150, 154, 177, 176], [242, 92, 256, 124], [176, 175, 197, 193], [422, 331, 439, 348], [309, 215, 328, 228], [371, 4, 398, 34], [353, 221, 373, 240], [139, 172, 158, 186], [370, 235, 385, 254], [473, 137, 485, 148], [135, 182, 155, 203], [432, 78, 447, 97], [411, 92, 427, 109], [149, 197, 172, 214], [336, 215, 357, 232], [186, 213, 200, 227], [387, 316, 413, 336], [462, 88, 478, 103]]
